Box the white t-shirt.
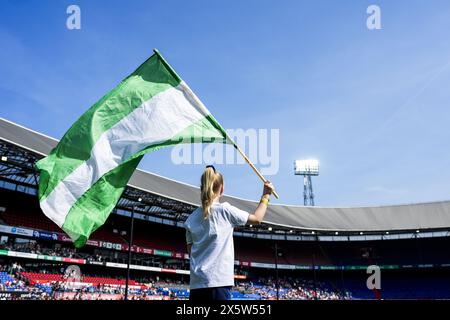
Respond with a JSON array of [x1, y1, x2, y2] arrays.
[[184, 202, 249, 290]]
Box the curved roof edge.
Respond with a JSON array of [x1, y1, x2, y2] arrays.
[[1, 117, 450, 233]]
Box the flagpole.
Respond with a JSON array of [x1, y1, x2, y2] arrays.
[[124, 198, 144, 300], [153, 48, 279, 199], [124, 204, 135, 301], [230, 140, 280, 199]]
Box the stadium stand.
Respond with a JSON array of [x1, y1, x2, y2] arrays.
[[1, 262, 351, 300]]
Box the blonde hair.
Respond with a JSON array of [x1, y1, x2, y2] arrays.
[[201, 167, 223, 219]]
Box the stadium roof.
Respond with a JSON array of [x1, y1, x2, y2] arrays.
[[1, 117, 450, 234]]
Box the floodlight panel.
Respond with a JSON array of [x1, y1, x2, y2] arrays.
[[294, 159, 319, 175]]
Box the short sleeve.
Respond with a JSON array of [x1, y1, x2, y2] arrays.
[[185, 229, 193, 245], [224, 203, 250, 227]]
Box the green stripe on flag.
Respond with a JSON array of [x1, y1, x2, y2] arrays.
[[63, 155, 144, 247]]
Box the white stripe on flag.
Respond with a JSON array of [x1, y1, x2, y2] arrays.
[[41, 82, 210, 227]]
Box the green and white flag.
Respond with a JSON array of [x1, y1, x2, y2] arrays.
[[36, 50, 229, 247]]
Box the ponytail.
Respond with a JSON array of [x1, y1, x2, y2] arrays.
[[201, 166, 223, 219]]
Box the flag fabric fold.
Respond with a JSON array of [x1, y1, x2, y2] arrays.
[[36, 50, 229, 247]]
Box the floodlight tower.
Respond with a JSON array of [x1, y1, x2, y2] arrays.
[[294, 159, 319, 206]]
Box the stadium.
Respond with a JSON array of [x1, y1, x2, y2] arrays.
[[1, 117, 449, 300]]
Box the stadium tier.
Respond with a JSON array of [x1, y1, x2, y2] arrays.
[[21, 272, 64, 283], [2, 188, 450, 268], [1, 262, 350, 300], [20, 272, 137, 286]]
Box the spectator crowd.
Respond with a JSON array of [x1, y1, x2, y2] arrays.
[[0, 262, 352, 300]]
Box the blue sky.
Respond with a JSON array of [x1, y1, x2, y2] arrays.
[[1, 0, 450, 206]]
